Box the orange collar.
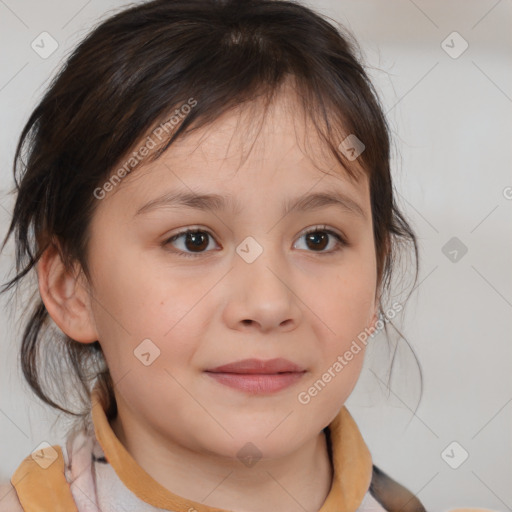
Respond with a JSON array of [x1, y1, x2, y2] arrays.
[[91, 388, 373, 512]]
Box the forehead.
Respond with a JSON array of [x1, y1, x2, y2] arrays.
[[179, 92, 361, 175], [108, 88, 369, 211]]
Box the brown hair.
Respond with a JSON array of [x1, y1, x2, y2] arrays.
[[1, 0, 419, 419]]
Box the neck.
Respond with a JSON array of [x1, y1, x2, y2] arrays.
[[111, 412, 333, 512]]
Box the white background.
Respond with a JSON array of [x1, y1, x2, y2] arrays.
[[0, 1, 511, 511]]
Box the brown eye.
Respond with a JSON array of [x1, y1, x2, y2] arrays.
[[183, 231, 209, 251], [164, 225, 347, 259], [305, 231, 329, 251], [164, 229, 218, 257], [294, 226, 347, 254]]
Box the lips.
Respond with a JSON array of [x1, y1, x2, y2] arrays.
[[206, 358, 305, 374], [205, 358, 306, 394]]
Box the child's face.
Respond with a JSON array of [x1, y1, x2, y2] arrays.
[[83, 93, 378, 460]]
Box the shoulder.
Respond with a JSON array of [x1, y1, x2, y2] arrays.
[[3, 442, 77, 512], [370, 465, 426, 512], [0, 482, 23, 512]]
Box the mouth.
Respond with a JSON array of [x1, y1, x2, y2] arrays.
[[204, 358, 307, 394]]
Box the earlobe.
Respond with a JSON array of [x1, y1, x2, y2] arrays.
[[368, 298, 380, 332], [369, 311, 379, 332], [36, 242, 98, 344]]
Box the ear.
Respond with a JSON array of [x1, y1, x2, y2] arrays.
[[367, 292, 381, 332], [370, 235, 389, 331], [368, 307, 379, 332], [36, 241, 98, 344]]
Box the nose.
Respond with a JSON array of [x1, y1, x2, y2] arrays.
[[222, 242, 303, 334]]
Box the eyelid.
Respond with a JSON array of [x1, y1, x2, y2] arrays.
[[294, 225, 348, 253], [163, 226, 219, 258], [163, 224, 348, 258], [300, 225, 348, 244]]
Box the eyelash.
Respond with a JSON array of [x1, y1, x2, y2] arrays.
[[163, 225, 348, 259]]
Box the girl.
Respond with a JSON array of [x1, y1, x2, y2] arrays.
[[0, 0, 493, 510]]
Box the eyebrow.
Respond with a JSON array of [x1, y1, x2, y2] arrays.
[[134, 189, 366, 220]]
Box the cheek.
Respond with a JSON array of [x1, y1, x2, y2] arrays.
[[88, 248, 207, 376], [317, 251, 377, 341], [299, 273, 372, 415], [330, 272, 375, 331], [304, 248, 376, 398]]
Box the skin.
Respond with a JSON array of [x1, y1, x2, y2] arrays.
[[0, 484, 22, 511], [37, 87, 380, 512]]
